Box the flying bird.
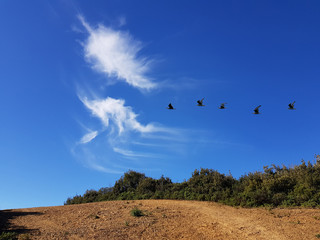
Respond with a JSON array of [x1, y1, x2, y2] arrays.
[[167, 103, 175, 110], [219, 103, 227, 109], [197, 98, 205, 106], [288, 101, 296, 110], [253, 105, 261, 114]]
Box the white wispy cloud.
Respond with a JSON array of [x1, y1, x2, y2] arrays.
[[80, 96, 166, 135], [80, 130, 98, 144], [89, 162, 123, 174], [71, 146, 123, 174], [72, 94, 187, 171], [118, 16, 126, 27], [113, 147, 162, 159], [78, 15, 157, 91]]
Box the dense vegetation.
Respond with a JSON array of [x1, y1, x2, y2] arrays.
[[65, 155, 320, 208]]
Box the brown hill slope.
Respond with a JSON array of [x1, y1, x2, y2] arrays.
[[1, 200, 320, 239]]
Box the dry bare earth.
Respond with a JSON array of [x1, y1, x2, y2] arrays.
[[2, 200, 320, 239]]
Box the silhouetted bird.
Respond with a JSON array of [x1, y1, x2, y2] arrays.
[[253, 105, 261, 114], [219, 103, 227, 109], [288, 101, 296, 110], [197, 98, 205, 106], [167, 103, 175, 110]]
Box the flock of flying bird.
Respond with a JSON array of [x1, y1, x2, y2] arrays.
[[167, 99, 296, 114]]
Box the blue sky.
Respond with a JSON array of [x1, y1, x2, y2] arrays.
[[1, 0, 320, 210]]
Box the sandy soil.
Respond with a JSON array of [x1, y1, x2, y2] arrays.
[[1, 200, 320, 239]]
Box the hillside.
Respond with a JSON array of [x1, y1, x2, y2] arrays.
[[2, 200, 320, 239]]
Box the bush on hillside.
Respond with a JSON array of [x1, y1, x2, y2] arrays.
[[65, 155, 320, 208]]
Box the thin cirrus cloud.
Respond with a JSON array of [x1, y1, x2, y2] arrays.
[[74, 95, 181, 173], [113, 147, 162, 159], [79, 130, 98, 144], [80, 96, 166, 135], [78, 15, 157, 91]]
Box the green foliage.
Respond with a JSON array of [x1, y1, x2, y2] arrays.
[[64, 194, 84, 205], [82, 189, 99, 203], [130, 207, 144, 217], [0, 232, 17, 240], [65, 155, 320, 208], [113, 171, 146, 195], [137, 178, 157, 195]]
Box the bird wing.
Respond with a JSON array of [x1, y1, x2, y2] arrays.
[[254, 105, 261, 111], [198, 98, 204, 104]]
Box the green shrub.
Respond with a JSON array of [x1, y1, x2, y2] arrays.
[[301, 200, 317, 208], [0, 232, 18, 240], [65, 155, 320, 208], [272, 193, 287, 206], [130, 207, 144, 217]]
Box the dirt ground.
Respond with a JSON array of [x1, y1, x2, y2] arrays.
[[1, 200, 320, 239]]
